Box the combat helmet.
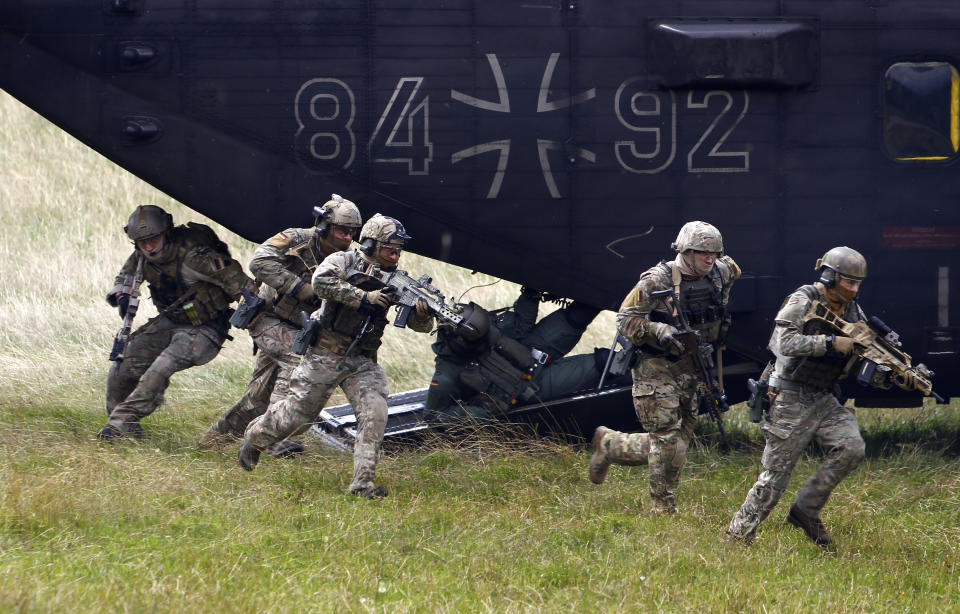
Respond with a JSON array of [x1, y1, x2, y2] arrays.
[[671, 221, 723, 254], [313, 194, 362, 237], [359, 213, 412, 255], [124, 205, 172, 242], [816, 246, 867, 287]]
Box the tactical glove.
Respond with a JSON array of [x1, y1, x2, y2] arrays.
[[415, 298, 430, 317], [653, 322, 686, 356], [363, 289, 393, 309], [897, 370, 919, 392], [831, 335, 855, 356]]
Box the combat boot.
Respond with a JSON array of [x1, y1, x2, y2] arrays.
[[588, 426, 611, 484], [266, 439, 305, 458], [350, 485, 389, 499], [787, 504, 831, 547], [237, 441, 262, 471], [97, 419, 144, 441]]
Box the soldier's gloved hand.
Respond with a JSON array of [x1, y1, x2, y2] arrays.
[[831, 335, 855, 356], [295, 283, 315, 302], [363, 289, 393, 309], [653, 322, 686, 356], [897, 370, 920, 392], [415, 298, 430, 317]]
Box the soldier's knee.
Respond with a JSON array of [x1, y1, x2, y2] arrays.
[[838, 437, 866, 467]]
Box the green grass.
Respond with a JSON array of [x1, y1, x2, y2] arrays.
[[1, 401, 959, 613], [3, 90, 960, 613]]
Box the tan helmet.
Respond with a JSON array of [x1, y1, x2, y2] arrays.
[[124, 205, 172, 241], [671, 221, 723, 253], [359, 213, 412, 255], [816, 246, 867, 286], [313, 194, 362, 237]]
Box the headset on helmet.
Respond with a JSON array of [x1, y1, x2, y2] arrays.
[[815, 246, 867, 287], [124, 205, 172, 242], [358, 213, 412, 255], [313, 194, 362, 238]]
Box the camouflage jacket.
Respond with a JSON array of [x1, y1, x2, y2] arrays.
[[111, 223, 252, 324], [250, 227, 336, 324], [311, 249, 434, 349], [616, 255, 741, 352], [769, 282, 891, 389]]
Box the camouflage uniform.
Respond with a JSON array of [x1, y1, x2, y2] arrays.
[[727, 281, 881, 543], [104, 223, 252, 435], [592, 225, 740, 512], [201, 227, 337, 443], [423, 290, 611, 423], [243, 248, 433, 494]]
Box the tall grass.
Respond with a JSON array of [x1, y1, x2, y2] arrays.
[[2, 90, 959, 613]]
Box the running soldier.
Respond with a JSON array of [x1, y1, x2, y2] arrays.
[[588, 221, 740, 514], [726, 247, 922, 546], [100, 205, 254, 439], [238, 214, 433, 498], [198, 195, 362, 456]]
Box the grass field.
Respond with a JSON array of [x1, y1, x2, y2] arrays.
[[2, 90, 959, 613]]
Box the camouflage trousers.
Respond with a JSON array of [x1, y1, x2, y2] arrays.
[[727, 388, 865, 540], [615, 356, 699, 512], [244, 346, 389, 494], [106, 315, 224, 432], [203, 314, 301, 440]]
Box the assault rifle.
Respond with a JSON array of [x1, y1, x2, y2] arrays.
[[650, 288, 729, 437], [803, 301, 945, 402], [345, 264, 480, 337], [109, 255, 145, 375]]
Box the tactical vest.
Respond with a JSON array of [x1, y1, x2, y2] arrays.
[[262, 234, 327, 326], [313, 254, 388, 356], [779, 285, 861, 390], [144, 224, 232, 326], [645, 262, 726, 352]]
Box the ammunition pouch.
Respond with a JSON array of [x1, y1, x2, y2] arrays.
[[271, 291, 319, 326], [162, 283, 231, 326]]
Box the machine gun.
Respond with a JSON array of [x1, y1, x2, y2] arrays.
[[650, 288, 729, 437], [803, 301, 944, 402], [108, 255, 145, 375], [345, 264, 480, 338], [228, 286, 266, 329]]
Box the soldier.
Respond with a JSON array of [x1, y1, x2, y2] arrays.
[[198, 195, 362, 456], [422, 287, 622, 423], [100, 205, 254, 439], [237, 213, 433, 498], [588, 221, 740, 514], [726, 247, 920, 546]]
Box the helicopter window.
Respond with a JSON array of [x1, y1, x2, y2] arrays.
[[883, 61, 958, 161]]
